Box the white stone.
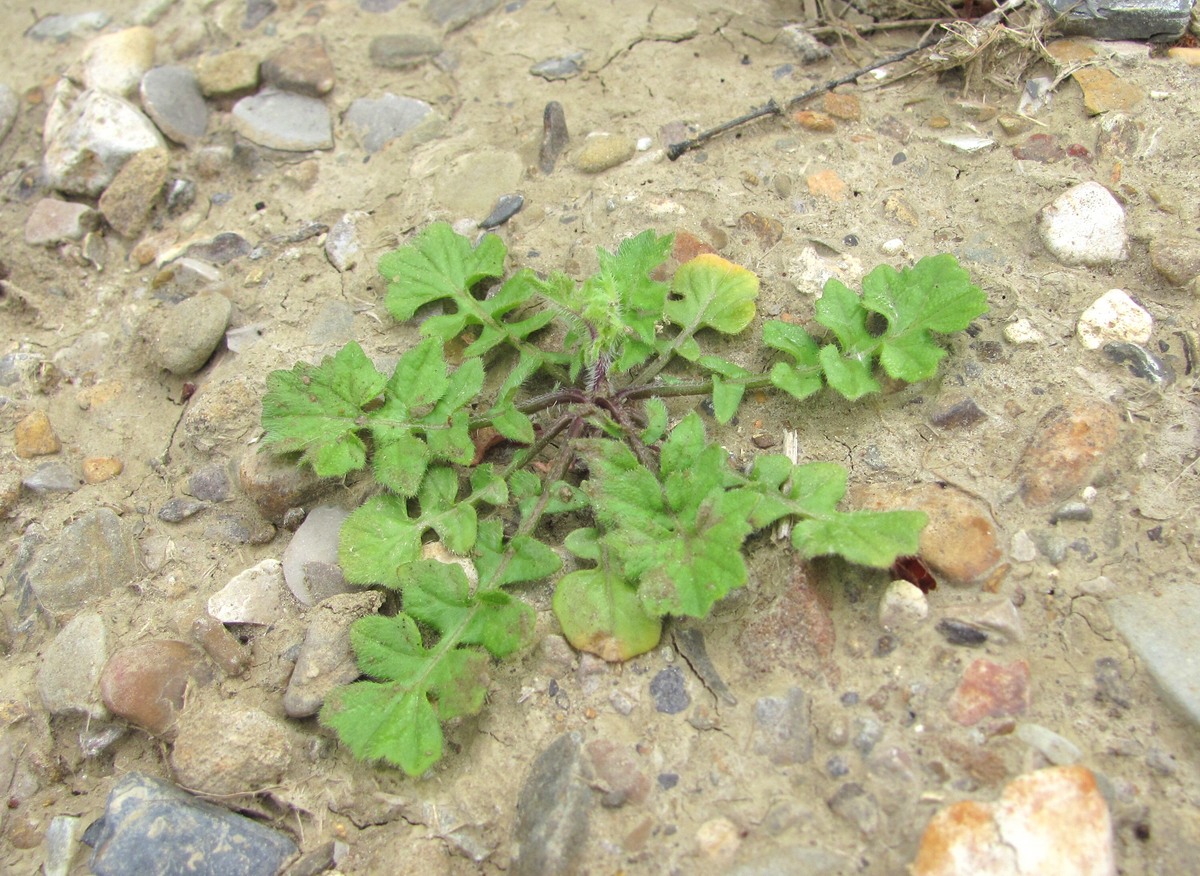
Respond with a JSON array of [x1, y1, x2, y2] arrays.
[[80, 26, 157, 97], [1010, 530, 1037, 563], [281, 505, 350, 605], [1004, 318, 1043, 345], [1076, 289, 1152, 350], [940, 135, 994, 153], [1036, 182, 1128, 266], [878, 579, 929, 630], [1016, 723, 1083, 766], [209, 558, 295, 624], [42, 85, 164, 197]]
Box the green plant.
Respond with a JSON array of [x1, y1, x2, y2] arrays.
[[260, 223, 986, 775]]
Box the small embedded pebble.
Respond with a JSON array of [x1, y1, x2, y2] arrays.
[[14, 410, 62, 458], [878, 579, 928, 630], [827, 783, 881, 836], [575, 132, 636, 173], [1051, 500, 1094, 523], [538, 101, 569, 174], [1016, 722, 1083, 765], [283, 590, 384, 717], [949, 658, 1031, 726], [343, 94, 434, 153], [1004, 318, 1044, 344], [752, 688, 814, 765], [184, 231, 251, 265], [80, 26, 156, 97], [1017, 399, 1121, 506], [778, 23, 832, 63], [479, 193, 524, 229], [929, 397, 985, 430], [37, 612, 109, 719], [191, 615, 251, 677], [99, 639, 210, 736], [649, 665, 690, 714], [23, 509, 135, 613], [82, 456, 123, 484], [584, 739, 649, 807], [139, 66, 208, 146], [1036, 181, 1128, 266], [188, 463, 230, 502], [261, 34, 335, 96], [143, 291, 232, 376], [1103, 342, 1173, 384], [1012, 132, 1064, 162], [325, 211, 366, 271], [368, 33, 441, 69], [44, 815, 81, 876], [695, 817, 741, 860], [511, 732, 593, 876], [238, 447, 333, 523], [26, 11, 110, 41], [23, 462, 78, 493], [170, 704, 299, 796], [530, 52, 584, 80], [1148, 235, 1200, 286], [195, 49, 261, 96], [98, 146, 168, 237], [936, 618, 989, 646], [281, 504, 351, 605], [1093, 656, 1132, 708], [208, 558, 296, 625], [24, 198, 100, 245], [948, 599, 1024, 642], [1076, 288, 1152, 350], [231, 89, 333, 151]]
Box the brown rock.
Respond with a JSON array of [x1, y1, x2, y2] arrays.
[[882, 194, 919, 227], [1149, 236, 1200, 287], [99, 639, 210, 737], [261, 34, 335, 96], [14, 410, 61, 458], [738, 212, 783, 248], [1017, 400, 1122, 506], [24, 198, 100, 246], [912, 765, 1114, 876], [793, 110, 836, 132], [823, 92, 861, 120], [98, 146, 168, 237], [736, 561, 839, 684], [1074, 68, 1142, 115], [170, 704, 299, 797], [672, 230, 717, 263], [585, 740, 650, 806], [82, 456, 123, 483], [949, 658, 1030, 726], [806, 169, 846, 201], [238, 445, 335, 523]]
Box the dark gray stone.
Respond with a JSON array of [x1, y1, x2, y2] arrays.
[[26, 509, 135, 614], [752, 688, 813, 765], [86, 773, 296, 875], [530, 53, 584, 81], [479, 194, 524, 229], [538, 101, 569, 175], [23, 462, 79, 493], [512, 733, 593, 876], [1039, 0, 1191, 39], [649, 665, 690, 714], [188, 464, 231, 502], [826, 782, 880, 836], [158, 496, 207, 522], [140, 66, 208, 146], [184, 232, 251, 265]]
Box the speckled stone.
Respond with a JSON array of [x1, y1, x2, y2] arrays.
[[1036, 182, 1128, 267], [194, 49, 261, 96], [949, 658, 1031, 726], [14, 410, 62, 457], [575, 132, 636, 173], [261, 34, 335, 96], [1017, 400, 1122, 506], [98, 146, 167, 237], [24, 198, 100, 245], [25, 509, 135, 615], [143, 291, 231, 376], [37, 612, 109, 719], [368, 33, 441, 68], [170, 704, 300, 796]]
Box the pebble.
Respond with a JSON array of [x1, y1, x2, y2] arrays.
[[910, 765, 1114, 876], [37, 612, 109, 719], [343, 94, 433, 153], [878, 579, 929, 630], [80, 26, 156, 97], [936, 618, 989, 646], [24, 197, 100, 245], [153, 257, 220, 296], [530, 53, 584, 80], [367, 34, 442, 69], [583, 739, 650, 807], [142, 291, 231, 375], [511, 732, 594, 876], [139, 66, 208, 146], [194, 49, 261, 96], [1093, 657, 1132, 708], [99, 639, 210, 736], [0, 84, 17, 144], [157, 496, 206, 522], [1074, 67, 1143, 115], [648, 665, 690, 714], [97, 146, 167, 237], [826, 783, 881, 836], [261, 34, 335, 96], [43, 86, 164, 197], [929, 397, 986, 430], [26, 11, 110, 41], [778, 23, 832, 63], [281, 504, 351, 605], [538, 101, 569, 174], [25, 509, 135, 614], [14, 410, 62, 457], [1036, 181, 1128, 266], [284, 590, 384, 717], [807, 168, 847, 201], [190, 615, 251, 677], [1109, 585, 1200, 727], [1003, 318, 1044, 345], [479, 193, 523, 229], [183, 232, 251, 265], [1012, 132, 1064, 162], [1017, 399, 1121, 506], [231, 89, 333, 151], [238, 447, 333, 523], [82, 456, 123, 484], [695, 817, 741, 861], [86, 773, 297, 876], [427, 0, 501, 30], [1016, 722, 1083, 765], [325, 211, 366, 271], [23, 462, 79, 493], [1075, 288, 1152, 350], [949, 658, 1031, 726], [209, 558, 297, 625], [751, 688, 814, 765], [575, 132, 636, 173], [794, 110, 834, 132], [44, 814, 82, 876], [170, 704, 300, 796], [188, 463, 230, 502], [945, 599, 1024, 642]]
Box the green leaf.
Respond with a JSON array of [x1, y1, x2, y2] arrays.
[[814, 277, 874, 352], [339, 494, 422, 587], [818, 344, 880, 400], [469, 464, 508, 505], [791, 509, 926, 568], [403, 560, 534, 658], [474, 519, 561, 587], [379, 223, 506, 323], [261, 342, 386, 477], [666, 253, 759, 335], [487, 402, 535, 444], [554, 566, 662, 662], [640, 397, 669, 444]]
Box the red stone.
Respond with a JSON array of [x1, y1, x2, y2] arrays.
[[99, 640, 210, 737], [949, 658, 1031, 726]]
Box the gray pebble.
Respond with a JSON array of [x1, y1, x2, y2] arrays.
[[1109, 586, 1200, 727], [0, 84, 17, 145], [231, 89, 333, 151], [25, 509, 135, 616], [1051, 500, 1094, 523], [1015, 722, 1082, 765], [184, 232, 251, 265], [779, 23, 832, 63], [1102, 342, 1173, 384], [243, 0, 276, 29], [752, 688, 813, 765], [648, 665, 690, 714], [25, 11, 110, 41], [325, 211, 366, 271], [86, 773, 296, 876], [852, 716, 883, 755], [426, 0, 501, 31], [44, 815, 82, 876], [204, 514, 276, 545], [343, 94, 433, 153], [284, 591, 385, 717], [187, 463, 230, 502], [143, 291, 232, 376], [827, 754, 850, 777], [930, 397, 986, 429], [158, 496, 207, 522], [360, 0, 404, 11], [826, 782, 881, 836], [209, 559, 295, 626], [538, 101, 569, 174], [23, 462, 79, 493], [1094, 656, 1132, 709], [479, 193, 523, 229], [368, 34, 441, 68], [139, 66, 208, 146], [281, 505, 351, 605], [37, 612, 109, 719], [511, 732, 593, 876], [935, 617, 988, 646], [165, 178, 195, 214], [24, 198, 100, 246], [530, 53, 584, 81]]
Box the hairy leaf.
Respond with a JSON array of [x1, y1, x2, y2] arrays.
[[666, 254, 759, 336], [379, 222, 506, 324]]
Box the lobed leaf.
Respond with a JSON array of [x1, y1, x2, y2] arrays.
[[379, 223, 506, 323], [666, 253, 759, 336]]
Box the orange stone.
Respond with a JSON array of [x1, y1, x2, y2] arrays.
[[83, 457, 123, 484], [1073, 68, 1142, 115], [806, 169, 847, 201], [672, 230, 717, 263], [14, 410, 61, 458], [823, 92, 861, 121], [1046, 38, 1096, 63], [793, 110, 836, 132], [738, 211, 783, 248], [1167, 47, 1200, 66], [1018, 400, 1121, 506], [950, 658, 1031, 726]]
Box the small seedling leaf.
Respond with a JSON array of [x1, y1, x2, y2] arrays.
[[667, 254, 759, 335]]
